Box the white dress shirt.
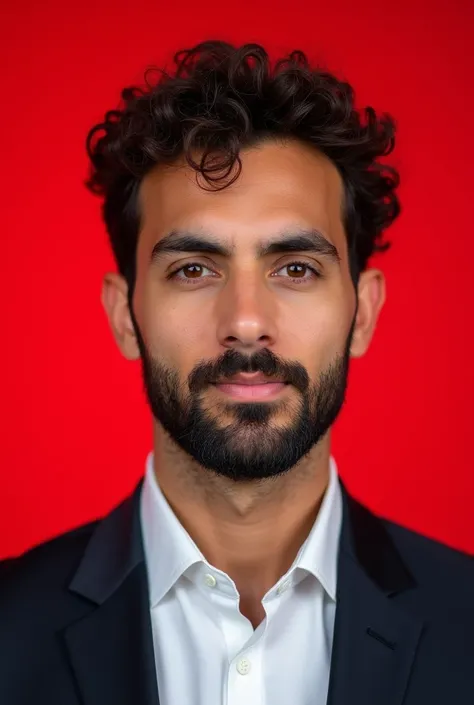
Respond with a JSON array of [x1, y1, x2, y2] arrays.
[[140, 450, 343, 705]]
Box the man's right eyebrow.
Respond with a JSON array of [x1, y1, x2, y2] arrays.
[[150, 231, 231, 262]]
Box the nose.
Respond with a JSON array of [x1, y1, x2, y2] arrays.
[[215, 273, 278, 353]]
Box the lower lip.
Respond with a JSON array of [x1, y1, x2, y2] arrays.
[[213, 382, 287, 400]]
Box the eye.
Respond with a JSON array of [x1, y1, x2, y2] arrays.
[[168, 263, 217, 283], [273, 261, 321, 283]]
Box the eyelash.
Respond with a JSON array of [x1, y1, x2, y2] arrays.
[[167, 261, 322, 285]]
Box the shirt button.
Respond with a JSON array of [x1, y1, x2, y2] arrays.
[[277, 578, 291, 595], [236, 658, 251, 675], [204, 573, 217, 588]]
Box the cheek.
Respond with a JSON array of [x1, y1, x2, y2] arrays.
[[143, 294, 214, 373], [281, 292, 351, 370], [289, 310, 341, 343]]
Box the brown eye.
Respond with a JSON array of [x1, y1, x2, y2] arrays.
[[275, 261, 320, 282], [169, 263, 216, 282], [181, 264, 205, 278], [287, 264, 307, 278]]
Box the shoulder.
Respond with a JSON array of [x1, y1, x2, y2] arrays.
[[0, 519, 106, 693], [381, 512, 474, 604], [0, 519, 99, 608], [382, 513, 473, 570]]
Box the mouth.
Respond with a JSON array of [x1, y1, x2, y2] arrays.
[[212, 373, 289, 401]]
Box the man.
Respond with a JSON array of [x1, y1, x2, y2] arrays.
[[1, 39, 473, 705]]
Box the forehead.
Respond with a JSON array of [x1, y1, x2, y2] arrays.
[[138, 139, 346, 250]]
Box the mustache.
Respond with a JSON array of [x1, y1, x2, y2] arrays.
[[188, 348, 310, 394]]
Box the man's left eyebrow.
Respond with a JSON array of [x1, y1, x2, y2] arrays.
[[150, 228, 341, 264], [258, 229, 340, 263]]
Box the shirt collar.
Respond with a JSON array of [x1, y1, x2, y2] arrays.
[[140, 450, 342, 607], [290, 455, 342, 601]]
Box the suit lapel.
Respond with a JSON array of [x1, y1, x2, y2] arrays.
[[62, 480, 160, 705], [59, 472, 425, 705], [326, 483, 425, 705]]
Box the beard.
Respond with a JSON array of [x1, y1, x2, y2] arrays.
[[132, 315, 355, 483]]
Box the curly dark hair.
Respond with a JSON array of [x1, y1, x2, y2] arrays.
[[85, 40, 400, 305]]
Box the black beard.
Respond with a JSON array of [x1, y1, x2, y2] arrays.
[[132, 318, 354, 483]]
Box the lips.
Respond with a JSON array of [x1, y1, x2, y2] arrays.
[[213, 381, 287, 400], [214, 372, 286, 385], [211, 372, 288, 401]]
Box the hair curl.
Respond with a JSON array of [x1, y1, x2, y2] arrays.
[[85, 40, 400, 300]]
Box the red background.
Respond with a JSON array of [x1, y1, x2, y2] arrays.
[[1, 0, 473, 559]]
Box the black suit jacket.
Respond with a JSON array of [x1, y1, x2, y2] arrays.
[[0, 477, 473, 705]]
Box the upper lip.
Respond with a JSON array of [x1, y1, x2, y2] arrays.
[[215, 372, 285, 385]]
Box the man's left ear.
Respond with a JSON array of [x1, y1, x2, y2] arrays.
[[350, 268, 386, 358]]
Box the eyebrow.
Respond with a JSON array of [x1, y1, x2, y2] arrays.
[[150, 228, 341, 265]]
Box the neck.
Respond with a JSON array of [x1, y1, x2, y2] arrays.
[[151, 427, 332, 601]]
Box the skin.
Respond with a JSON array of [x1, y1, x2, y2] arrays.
[[101, 138, 386, 628]]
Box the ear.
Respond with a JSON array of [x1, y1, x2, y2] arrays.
[[350, 268, 386, 358], [100, 272, 141, 361]]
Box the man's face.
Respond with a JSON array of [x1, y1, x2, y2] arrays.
[[126, 139, 361, 481]]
